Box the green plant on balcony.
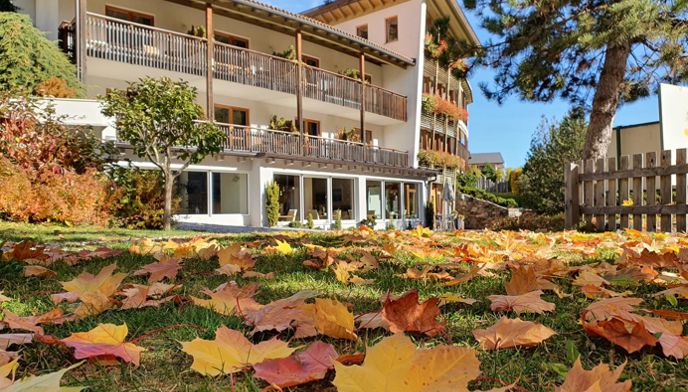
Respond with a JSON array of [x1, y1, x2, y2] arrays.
[[417, 149, 464, 170], [336, 128, 361, 143], [422, 94, 437, 113], [265, 181, 280, 227], [269, 115, 298, 133], [340, 68, 361, 80], [422, 93, 468, 123], [273, 45, 297, 61], [187, 25, 206, 38]]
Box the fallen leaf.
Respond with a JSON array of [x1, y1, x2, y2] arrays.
[[473, 317, 556, 350], [333, 333, 480, 392], [58, 263, 127, 317], [305, 299, 356, 340], [244, 291, 319, 336], [180, 326, 296, 376], [438, 293, 477, 307], [273, 240, 294, 255], [583, 318, 657, 353], [119, 283, 177, 310], [253, 341, 338, 388], [581, 297, 643, 322], [61, 324, 145, 366], [242, 271, 275, 279], [488, 290, 555, 315], [191, 282, 261, 316], [555, 358, 631, 392], [3, 361, 83, 391], [381, 291, 444, 336], [22, 266, 56, 278], [217, 244, 255, 271], [658, 334, 688, 359], [0, 358, 18, 389], [133, 257, 181, 283], [356, 312, 389, 331], [0, 334, 32, 350]]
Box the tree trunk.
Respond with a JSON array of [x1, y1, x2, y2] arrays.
[[583, 42, 632, 160], [163, 168, 173, 231]]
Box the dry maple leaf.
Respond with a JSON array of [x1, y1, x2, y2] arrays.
[[0, 309, 66, 335], [580, 285, 632, 299], [356, 312, 389, 331], [1, 241, 49, 262], [473, 317, 556, 350], [488, 290, 555, 315], [583, 318, 657, 353], [58, 263, 127, 317], [244, 291, 319, 336], [191, 282, 261, 316], [438, 293, 477, 307], [381, 291, 445, 337], [333, 333, 480, 392], [505, 265, 561, 296], [22, 266, 56, 278], [119, 283, 177, 310], [555, 358, 631, 392], [581, 297, 643, 322], [180, 326, 296, 376], [301, 298, 356, 340], [657, 334, 688, 359], [0, 358, 18, 389], [652, 285, 688, 299], [217, 244, 255, 271], [0, 334, 32, 351], [2, 361, 83, 391], [133, 257, 181, 283], [253, 341, 338, 388], [61, 323, 145, 366]]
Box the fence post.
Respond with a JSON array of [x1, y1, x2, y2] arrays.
[[645, 152, 657, 232], [565, 162, 580, 229], [677, 148, 687, 233], [661, 150, 673, 232], [594, 158, 606, 231], [632, 154, 644, 231]]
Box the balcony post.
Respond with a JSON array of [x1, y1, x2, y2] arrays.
[[75, 0, 87, 82], [205, 2, 214, 120], [359, 52, 366, 143], [295, 30, 304, 146]]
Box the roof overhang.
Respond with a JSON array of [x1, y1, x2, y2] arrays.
[[426, 0, 480, 47], [303, 0, 408, 24], [164, 0, 415, 67]]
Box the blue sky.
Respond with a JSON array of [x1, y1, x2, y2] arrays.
[[265, 0, 660, 167]]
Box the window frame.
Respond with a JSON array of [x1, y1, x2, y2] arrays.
[[214, 104, 250, 127], [304, 119, 321, 137], [302, 54, 320, 68], [385, 16, 399, 43], [105, 5, 155, 25], [214, 31, 250, 49], [356, 24, 369, 39]]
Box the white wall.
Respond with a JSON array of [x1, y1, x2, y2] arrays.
[[660, 83, 688, 153]]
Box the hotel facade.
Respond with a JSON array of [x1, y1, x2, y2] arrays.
[[16, 0, 479, 229]]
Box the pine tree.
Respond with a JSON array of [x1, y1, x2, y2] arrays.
[[0, 12, 82, 95], [0, 0, 18, 12], [464, 0, 688, 159]]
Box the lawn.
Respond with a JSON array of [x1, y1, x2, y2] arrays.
[[1, 222, 687, 391]]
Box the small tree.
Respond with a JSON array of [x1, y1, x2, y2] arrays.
[[100, 77, 225, 230], [519, 109, 587, 215], [480, 164, 497, 182], [265, 181, 280, 227], [0, 13, 82, 95]]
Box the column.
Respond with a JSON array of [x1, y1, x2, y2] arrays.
[[359, 52, 366, 142], [76, 0, 87, 82], [205, 2, 215, 120], [295, 30, 304, 142]]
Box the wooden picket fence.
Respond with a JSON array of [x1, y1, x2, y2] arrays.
[[565, 149, 688, 232]]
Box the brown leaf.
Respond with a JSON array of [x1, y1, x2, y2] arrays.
[[356, 312, 389, 331], [23, 265, 56, 278], [381, 291, 444, 337], [217, 244, 255, 271], [244, 291, 318, 336], [473, 317, 556, 350], [658, 334, 688, 359], [119, 283, 177, 310], [583, 318, 657, 353], [555, 358, 631, 392], [253, 341, 338, 388], [488, 290, 555, 315], [133, 257, 181, 283], [0, 334, 32, 350], [505, 265, 560, 295], [191, 282, 261, 316], [581, 297, 643, 322]]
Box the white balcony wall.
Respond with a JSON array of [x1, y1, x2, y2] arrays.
[[16, 0, 74, 40]]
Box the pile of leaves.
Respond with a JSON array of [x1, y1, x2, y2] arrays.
[[2, 227, 688, 390]]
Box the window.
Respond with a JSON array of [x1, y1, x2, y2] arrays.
[[304, 177, 328, 220], [212, 173, 248, 214], [105, 6, 154, 26], [385, 16, 398, 43], [356, 24, 368, 39], [214, 105, 249, 126], [333, 178, 355, 220], [275, 175, 301, 222], [385, 182, 401, 220], [366, 181, 382, 220], [404, 183, 419, 219], [365, 130, 373, 145], [175, 172, 208, 215], [302, 55, 320, 67], [305, 119, 320, 137], [215, 32, 249, 49]]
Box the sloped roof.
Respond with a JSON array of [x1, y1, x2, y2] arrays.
[[469, 152, 504, 165]]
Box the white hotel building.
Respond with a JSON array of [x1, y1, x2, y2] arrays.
[[17, 0, 479, 229]]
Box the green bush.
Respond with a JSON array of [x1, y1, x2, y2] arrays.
[[509, 168, 523, 195], [108, 167, 172, 230], [519, 109, 586, 215], [459, 186, 518, 208], [306, 212, 314, 229], [488, 212, 565, 232], [333, 209, 342, 230], [265, 181, 280, 227]]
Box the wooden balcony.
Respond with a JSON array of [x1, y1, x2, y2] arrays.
[[217, 124, 409, 168], [82, 13, 407, 121]]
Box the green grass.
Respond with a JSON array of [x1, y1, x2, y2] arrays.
[[1, 222, 687, 391]]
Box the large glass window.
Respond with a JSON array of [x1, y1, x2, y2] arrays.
[[175, 172, 208, 215], [332, 178, 355, 220], [385, 182, 401, 220], [212, 173, 248, 214], [214, 105, 249, 126], [106, 6, 154, 25], [404, 183, 419, 219], [366, 181, 382, 219], [304, 177, 328, 220], [275, 175, 301, 222]]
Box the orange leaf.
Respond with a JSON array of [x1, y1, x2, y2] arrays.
[[583, 318, 657, 353], [23, 265, 56, 278], [253, 341, 338, 388], [381, 290, 444, 337], [473, 317, 556, 350], [658, 334, 688, 359], [61, 323, 145, 366], [244, 291, 318, 336], [581, 297, 643, 322], [133, 257, 181, 283], [488, 290, 555, 315], [555, 358, 631, 392], [191, 282, 261, 316]]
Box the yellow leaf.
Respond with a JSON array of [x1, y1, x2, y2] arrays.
[[333, 334, 480, 392], [622, 199, 634, 207], [274, 240, 294, 255], [4, 361, 83, 392], [0, 358, 18, 389], [61, 324, 145, 367], [191, 283, 262, 316], [180, 326, 296, 376], [59, 263, 127, 317], [555, 358, 631, 392], [308, 299, 356, 340]]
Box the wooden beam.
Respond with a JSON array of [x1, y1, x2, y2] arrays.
[[76, 0, 87, 82], [205, 2, 214, 120], [295, 30, 304, 143], [359, 52, 366, 143]]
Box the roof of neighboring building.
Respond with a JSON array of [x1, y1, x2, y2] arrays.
[[614, 121, 660, 130], [303, 0, 480, 46], [167, 0, 415, 67], [469, 152, 504, 165]]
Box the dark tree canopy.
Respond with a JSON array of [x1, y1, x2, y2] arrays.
[[0, 12, 82, 95], [464, 0, 688, 159], [0, 0, 18, 12]]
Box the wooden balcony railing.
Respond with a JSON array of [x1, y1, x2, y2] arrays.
[[217, 124, 409, 168], [82, 13, 407, 121]]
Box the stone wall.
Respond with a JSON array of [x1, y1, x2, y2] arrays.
[[455, 193, 510, 229]]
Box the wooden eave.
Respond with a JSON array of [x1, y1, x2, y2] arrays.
[[164, 0, 415, 67], [303, 0, 405, 24]]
